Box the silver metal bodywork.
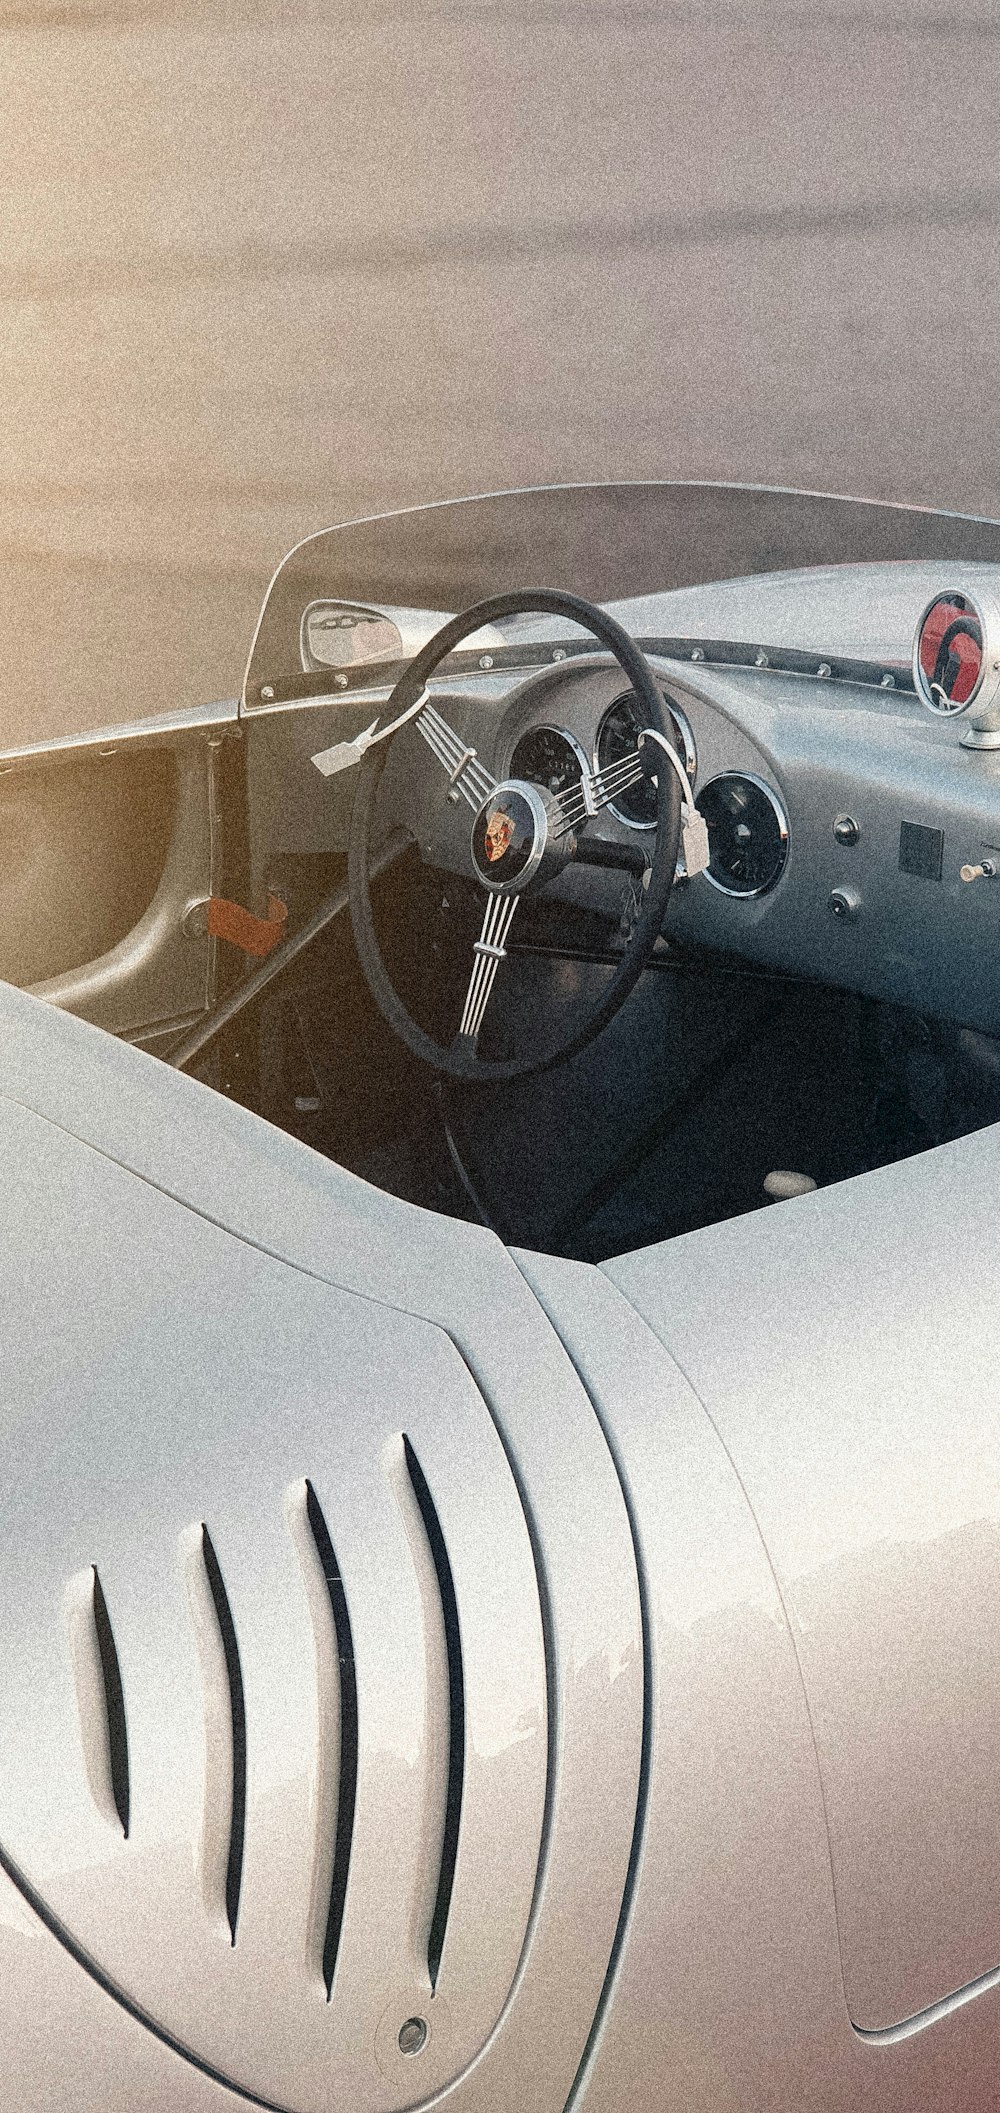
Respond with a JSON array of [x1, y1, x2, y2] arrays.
[[7, 486, 1000, 2107]]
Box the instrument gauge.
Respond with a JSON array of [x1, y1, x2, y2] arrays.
[[696, 773, 789, 897], [508, 725, 589, 799], [596, 692, 696, 829]]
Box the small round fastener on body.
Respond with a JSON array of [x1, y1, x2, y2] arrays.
[[398, 2019, 428, 2056], [833, 814, 860, 847], [829, 886, 860, 921]]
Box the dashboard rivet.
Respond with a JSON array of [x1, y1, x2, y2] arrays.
[[755, 651, 769, 668], [334, 673, 348, 688], [691, 647, 705, 662], [880, 673, 896, 688], [817, 662, 832, 679], [260, 684, 274, 700], [553, 648, 566, 661], [833, 814, 860, 846], [479, 654, 494, 669]]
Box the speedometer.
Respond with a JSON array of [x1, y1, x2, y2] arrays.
[[509, 725, 588, 798], [595, 692, 697, 828]]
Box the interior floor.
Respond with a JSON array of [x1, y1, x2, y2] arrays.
[[199, 853, 1000, 1264]]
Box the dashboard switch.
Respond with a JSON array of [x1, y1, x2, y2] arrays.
[[833, 814, 860, 846], [829, 886, 860, 921]]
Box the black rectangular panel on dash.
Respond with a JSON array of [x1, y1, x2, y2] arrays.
[[899, 821, 944, 881]]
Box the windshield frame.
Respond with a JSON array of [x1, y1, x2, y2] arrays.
[[243, 479, 1000, 711]]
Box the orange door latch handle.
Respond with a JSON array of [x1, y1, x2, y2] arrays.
[[206, 893, 288, 957]]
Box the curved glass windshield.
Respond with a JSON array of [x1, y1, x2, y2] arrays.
[[245, 480, 1000, 709]]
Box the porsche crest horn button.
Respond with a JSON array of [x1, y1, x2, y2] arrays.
[[485, 808, 516, 863], [471, 782, 550, 892]]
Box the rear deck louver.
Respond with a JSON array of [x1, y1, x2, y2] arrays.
[[199, 1527, 246, 1946], [304, 1480, 358, 2000], [70, 1565, 130, 1839], [403, 1436, 465, 1992]]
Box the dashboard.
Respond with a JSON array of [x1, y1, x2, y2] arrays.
[[507, 693, 788, 896], [249, 555, 1000, 1042], [455, 637, 1000, 1036]]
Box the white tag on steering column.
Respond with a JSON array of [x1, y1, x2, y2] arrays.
[[638, 726, 709, 879], [680, 800, 710, 877], [311, 686, 430, 777]]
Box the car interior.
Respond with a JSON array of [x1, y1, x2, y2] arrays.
[[11, 482, 1000, 1266]]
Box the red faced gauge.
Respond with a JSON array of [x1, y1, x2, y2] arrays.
[[913, 589, 997, 716]]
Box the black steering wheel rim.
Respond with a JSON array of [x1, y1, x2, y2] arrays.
[[348, 588, 682, 1082]]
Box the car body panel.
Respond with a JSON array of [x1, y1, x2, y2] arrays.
[[0, 978, 643, 2113], [9, 484, 1000, 2106], [606, 1132, 1000, 2045]]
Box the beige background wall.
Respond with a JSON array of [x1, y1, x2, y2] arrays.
[[3, 0, 998, 739]]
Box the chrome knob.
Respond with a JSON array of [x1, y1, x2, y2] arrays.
[[829, 886, 860, 921]]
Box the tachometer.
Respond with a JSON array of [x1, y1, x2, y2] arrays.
[[696, 772, 789, 896], [596, 692, 696, 828], [509, 725, 589, 799]]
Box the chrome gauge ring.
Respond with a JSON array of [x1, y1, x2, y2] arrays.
[[596, 691, 696, 829], [507, 724, 591, 800], [695, 771, 789, 897]]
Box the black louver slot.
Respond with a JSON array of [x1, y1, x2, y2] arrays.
[[91, 1567, 130, 1839], [403, 1437, 465, 1991], [305, 1482, 358, 2001], [200, 1527, 246, 1946]]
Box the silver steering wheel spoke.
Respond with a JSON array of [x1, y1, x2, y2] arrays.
[[552, 730, 693, 840], [457, 892, 520, 1047], [551, 747, 646, 836], [416, 700, 497, 811]]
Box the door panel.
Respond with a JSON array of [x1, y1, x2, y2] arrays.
[[0, 706, 239, 1045], [0, 748, 175, 985]]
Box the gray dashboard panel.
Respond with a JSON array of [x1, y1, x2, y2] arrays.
[[657, 660, 1000, 1033]]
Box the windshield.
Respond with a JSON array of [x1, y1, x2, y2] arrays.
[[245, 481, 1000, 709]]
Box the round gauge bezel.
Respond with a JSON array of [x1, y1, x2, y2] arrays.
[[594, 692, 697, 831], [696, 770, 790, 898], [913, 589, 988, 717], [507, 722, 592, 797]]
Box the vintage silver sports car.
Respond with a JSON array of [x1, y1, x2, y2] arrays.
[[6, 480, 1000, 2111]]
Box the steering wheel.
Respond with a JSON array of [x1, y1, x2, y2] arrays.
[[348, 589, 683, 1081]]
